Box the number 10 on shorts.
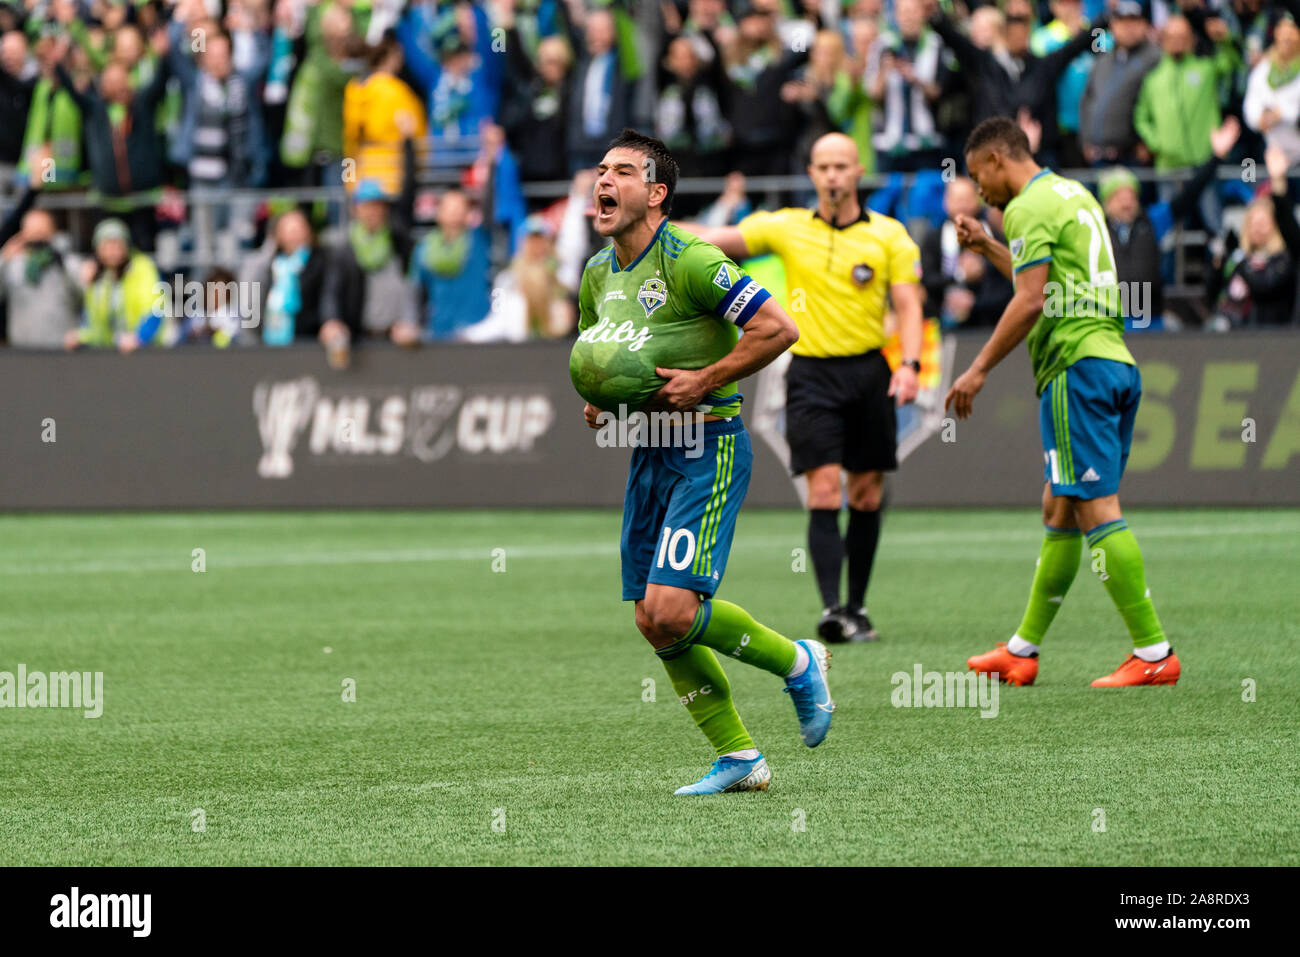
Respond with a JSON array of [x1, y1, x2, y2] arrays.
[[656, 526, 697, 571]]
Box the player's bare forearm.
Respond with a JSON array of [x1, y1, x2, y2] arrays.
[[972, 262, 1048, 375], [674, 223, 750, 261], [705, 300, 798, 388], [970, 286, 1042, 374], [945, 263, 1046, 419], [653, 300, 798, 411], [977, 236, 1014, 282]]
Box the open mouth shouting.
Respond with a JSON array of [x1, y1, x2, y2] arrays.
[[595, 190, 620, 229]]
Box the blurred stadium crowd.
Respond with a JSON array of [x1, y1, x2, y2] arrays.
[[2, 0, 1300, 354]]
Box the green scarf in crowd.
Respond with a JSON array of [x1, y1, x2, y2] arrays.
[[23, 244, 57, 286], [1269, 56, 1300, 89], [422, 229, 469, 277], [349, 222, 393, 272]]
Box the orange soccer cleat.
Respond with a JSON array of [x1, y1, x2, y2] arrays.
[[1090, 650, 1181, 687], [966, 643, 1039, 686]]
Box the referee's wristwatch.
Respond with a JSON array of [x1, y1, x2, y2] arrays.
[[901, 359, 921, 373]]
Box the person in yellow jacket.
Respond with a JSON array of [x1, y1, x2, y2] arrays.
[[64, 219, 166, 353], [342, 37, 428, 197]]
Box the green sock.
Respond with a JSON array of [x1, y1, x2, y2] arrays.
[[685, 599, 799, 677], [1014, 525, 1083, 644], [656, 644, 754, 756], [1086, 519, 1166, 647]]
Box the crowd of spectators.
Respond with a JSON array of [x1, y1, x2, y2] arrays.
[[1, 0, 1299, 354]]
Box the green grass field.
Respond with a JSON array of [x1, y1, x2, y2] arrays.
[[2, 508, 1297, 866]]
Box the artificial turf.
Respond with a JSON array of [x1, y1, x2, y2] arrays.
[[1, 508, 1296, 865]]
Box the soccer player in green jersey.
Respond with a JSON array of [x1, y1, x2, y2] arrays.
[[571, 129, 836, 794], [945, 117, 1180, 688]]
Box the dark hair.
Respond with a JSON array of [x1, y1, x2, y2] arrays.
[[964, 117, 1032, 160], [206, 267, 237, 293], [367, 35, 402, 71], [606, 128, 679, 217]]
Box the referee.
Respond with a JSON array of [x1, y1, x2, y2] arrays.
[[683, 133, 923, 643]]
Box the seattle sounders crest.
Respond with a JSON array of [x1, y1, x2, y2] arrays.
[[638, 278, 667, 317]]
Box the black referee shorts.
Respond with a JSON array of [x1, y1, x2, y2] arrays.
[[784, 351, 898, 476]]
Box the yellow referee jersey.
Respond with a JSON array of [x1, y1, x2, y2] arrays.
[[737, 207, 922, 358]]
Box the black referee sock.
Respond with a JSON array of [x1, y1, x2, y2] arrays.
[[846, 506, 882, 611], [808, 508, 843, 609]]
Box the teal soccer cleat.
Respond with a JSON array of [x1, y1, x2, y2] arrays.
[[673, 754, 771, 795], [783, 639, 834, 747]]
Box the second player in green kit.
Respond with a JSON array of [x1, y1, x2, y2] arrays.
[[946, 117, 1180, 689]]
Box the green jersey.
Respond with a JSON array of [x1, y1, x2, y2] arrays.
[[570, 221, 770, 416], [1004, 169, 1136, 396]]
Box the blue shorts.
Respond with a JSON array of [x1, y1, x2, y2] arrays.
[[1039, 357, 1141, 500], [621, 417, 753, 601]]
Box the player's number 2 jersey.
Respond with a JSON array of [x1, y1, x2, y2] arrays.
[[1004, 169, 1136, 396], [570, 220, 771, 417]]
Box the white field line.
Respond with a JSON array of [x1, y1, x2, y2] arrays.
[[0, 521, 1297, 577]]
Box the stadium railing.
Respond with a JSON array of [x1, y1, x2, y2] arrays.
[[9, 167, 1254, 301]]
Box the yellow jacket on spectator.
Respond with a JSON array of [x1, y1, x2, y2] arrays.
[[79, 253, 165, 348], [343, 73, 428, 197]]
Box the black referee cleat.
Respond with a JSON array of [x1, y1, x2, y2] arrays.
[[845, 606, 879, 643], [817, 606, 849, 643]]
